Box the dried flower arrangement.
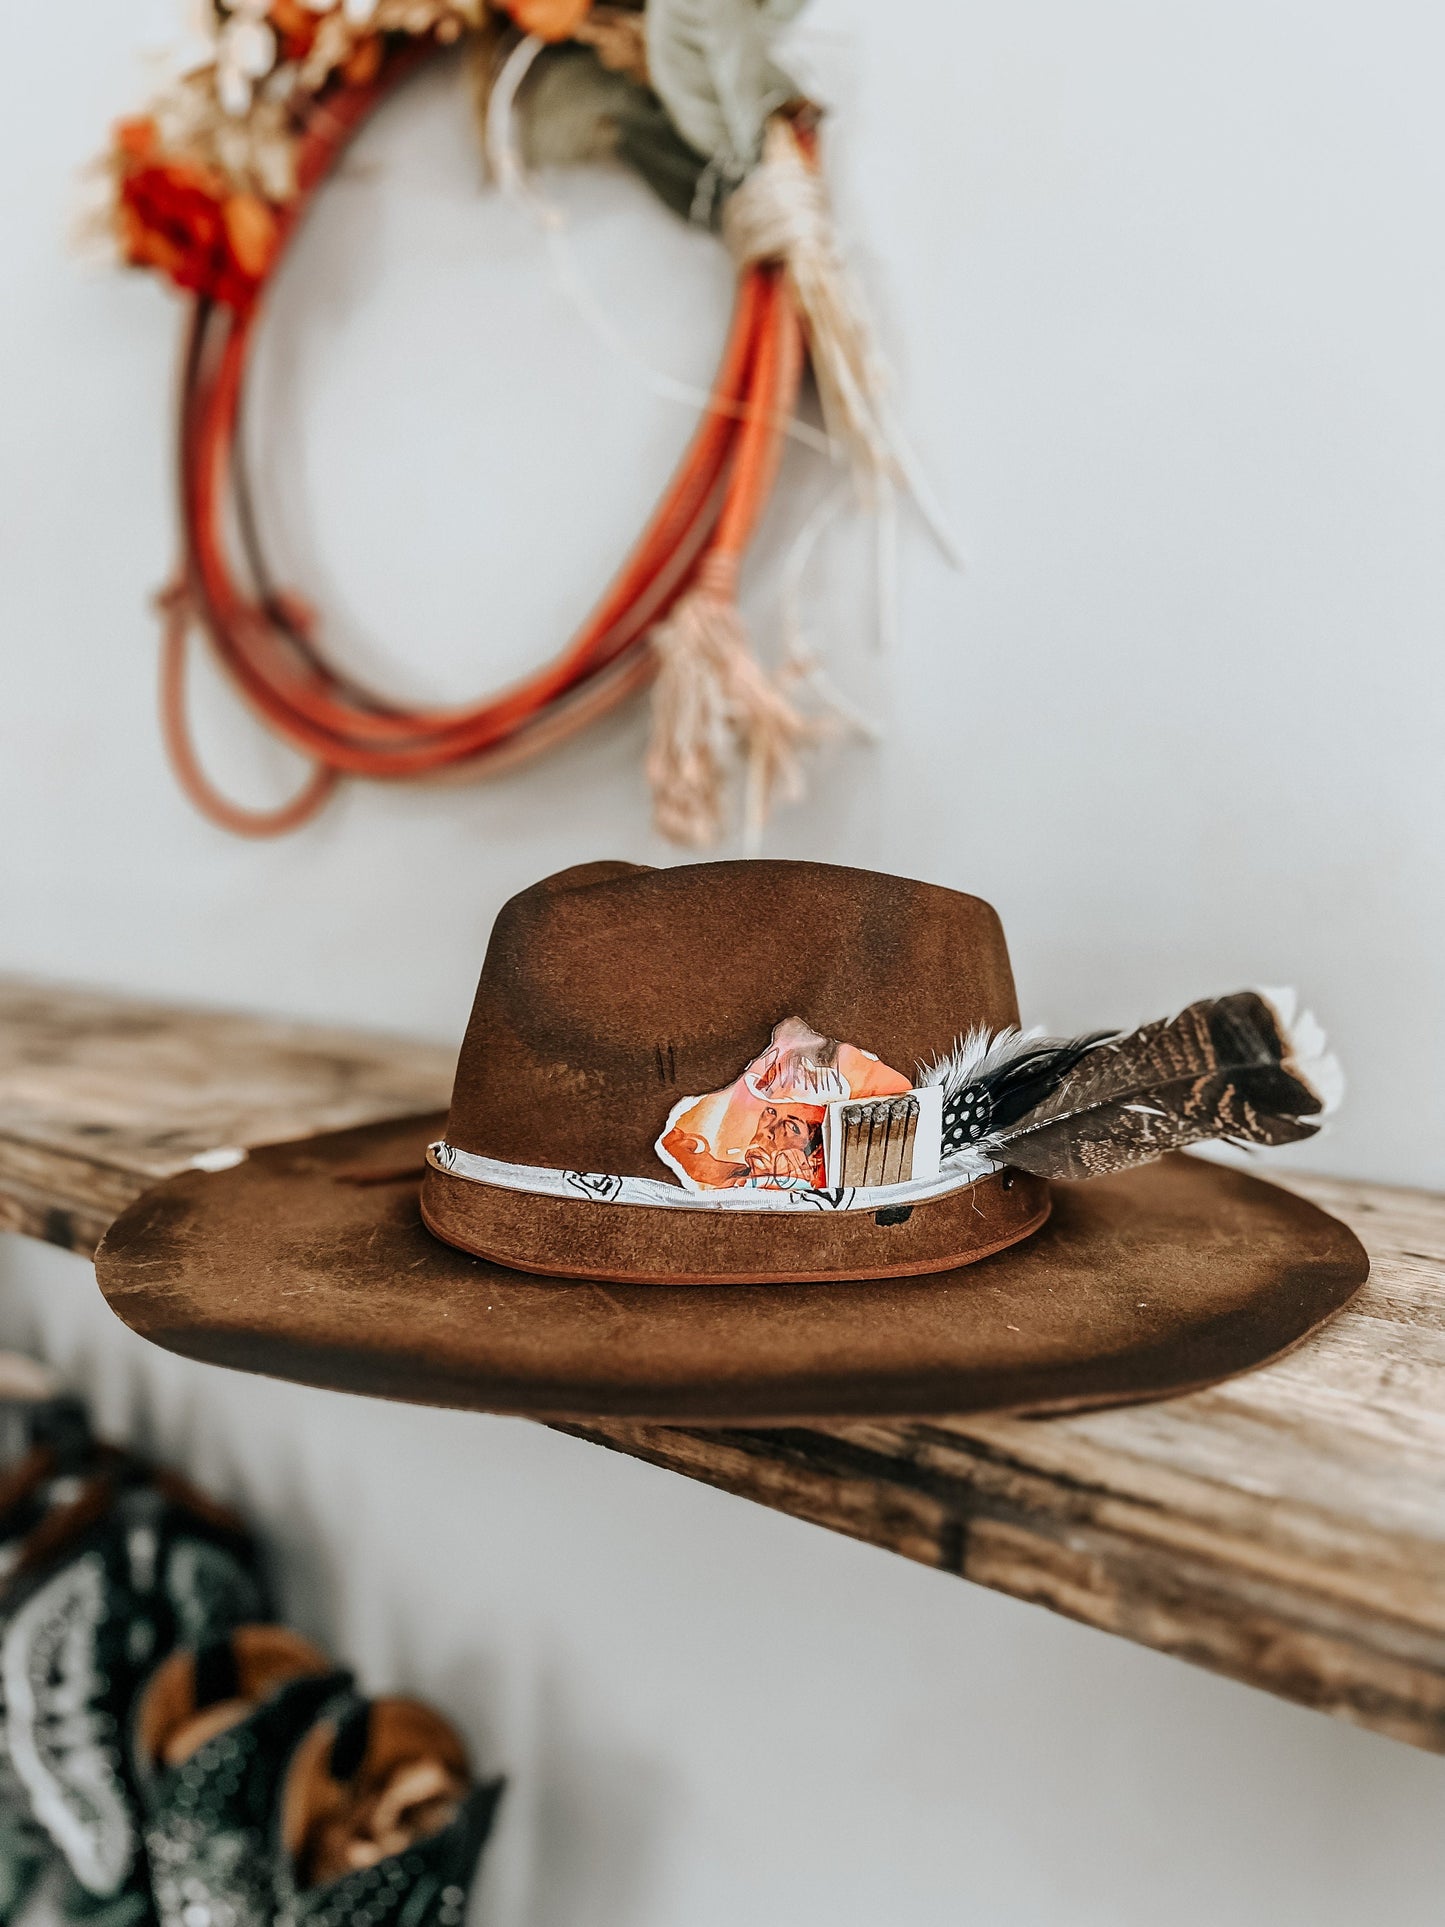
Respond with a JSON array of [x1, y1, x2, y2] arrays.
[[103, 1, 903, 846], [113, 2, 478, 310]]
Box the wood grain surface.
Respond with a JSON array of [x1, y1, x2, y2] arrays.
[[2, 979, 1443, 1750], [0, 978, 454, 1254]]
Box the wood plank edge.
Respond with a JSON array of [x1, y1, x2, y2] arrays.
[[564, 1420, 1445, 1754]]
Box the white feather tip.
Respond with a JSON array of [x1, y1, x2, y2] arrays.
[[918, 1024, 1045, 1097], [1255, 985, 1344, 1118]]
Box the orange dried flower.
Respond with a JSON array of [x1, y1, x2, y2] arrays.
[[222, 193, 280, 281], [504, 0, 593, 44], [270, 0, 321, 59], [342, 34, 385, 87], [118, 161, 271, 311], [114, 117, 158, 163]]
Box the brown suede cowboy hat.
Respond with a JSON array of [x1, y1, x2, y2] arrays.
[[93, 859, 1367, 1424], [422, 859, 1043, 1284]]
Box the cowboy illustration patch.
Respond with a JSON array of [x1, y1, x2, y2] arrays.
[[655, 1018, 944, 1196]]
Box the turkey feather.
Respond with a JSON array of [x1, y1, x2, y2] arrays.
[[922, 990, 1340, 1183]]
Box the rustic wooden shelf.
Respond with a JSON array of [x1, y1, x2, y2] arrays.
[[3, 977, 1444, 1751]]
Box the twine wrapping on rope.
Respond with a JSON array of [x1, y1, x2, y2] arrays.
[[724, 111, 965, 610], [724, 116, 894, 490], [645, 554, 834, 850]]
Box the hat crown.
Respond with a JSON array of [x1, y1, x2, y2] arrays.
[[446, 861, 1021, 1180]]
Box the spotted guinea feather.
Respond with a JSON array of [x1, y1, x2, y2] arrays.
[[921, 1025, 1116, 1156]]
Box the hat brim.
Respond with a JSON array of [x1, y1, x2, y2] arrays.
[[94, 1114, 1368, 1423]]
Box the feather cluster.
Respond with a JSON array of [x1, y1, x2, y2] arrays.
[[920, 990, 1342, 1183]]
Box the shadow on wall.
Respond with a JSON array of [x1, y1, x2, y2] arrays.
[[523, 1671, 679, 1927]]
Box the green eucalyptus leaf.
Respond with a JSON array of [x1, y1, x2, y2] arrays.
[[645, 0, 800, 174], [518, 45, 649, 169], [613, 90, 726, 224]]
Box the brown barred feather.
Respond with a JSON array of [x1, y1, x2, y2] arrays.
[[996, 992, 1326, 1181]]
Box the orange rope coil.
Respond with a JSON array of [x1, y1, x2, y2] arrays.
[[153, 45, 806, 837]]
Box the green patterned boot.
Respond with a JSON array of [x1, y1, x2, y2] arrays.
[[134, 1626, 352, 1927], [274, 1693, 503, 1927], [0, 1455, 265, 1926]]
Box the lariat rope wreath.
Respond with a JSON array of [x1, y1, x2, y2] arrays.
[[105, 0, 916, 843]]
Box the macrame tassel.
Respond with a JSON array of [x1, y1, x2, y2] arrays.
[[645, 555, 830, 849], [724, 117, 893, 488]]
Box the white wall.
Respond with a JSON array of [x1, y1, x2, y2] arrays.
[[3, 1, 1445, 1922]]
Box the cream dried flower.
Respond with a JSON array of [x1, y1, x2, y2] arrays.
[[151, 69, 221, 155], [214, 92, 300, 198], [298, 0, 382, 21], [373, 0, 456, 30], [298, 8, 358, 88], [296, 0, 479, 87], [140, 51, 301, 202], [216, 0, 280, 116]]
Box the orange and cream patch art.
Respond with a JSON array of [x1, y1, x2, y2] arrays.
[[656, 1018, 923, 1195]]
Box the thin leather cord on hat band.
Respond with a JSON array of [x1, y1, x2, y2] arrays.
[[162, 46, 807, 835]]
